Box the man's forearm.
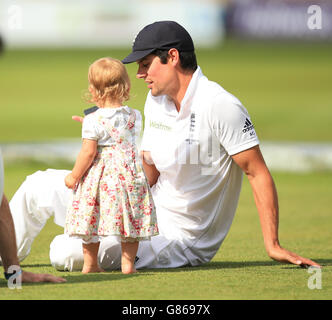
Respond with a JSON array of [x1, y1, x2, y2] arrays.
[[141, 152, 160, 187], [233, 146, 320, 267], [0, 195, 20, 271], [248, 171, 280, 253]]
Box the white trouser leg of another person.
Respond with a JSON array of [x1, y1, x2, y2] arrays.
[[8, 169, 71, 262], [49, 234, 122, 271], [6, 168, 192, 271]]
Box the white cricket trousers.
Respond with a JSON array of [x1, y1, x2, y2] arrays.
[[7, 169, 125, 271], [7, 169, 190, 271]]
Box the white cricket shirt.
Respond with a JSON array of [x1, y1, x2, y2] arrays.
[[141, 66, 260, 266]]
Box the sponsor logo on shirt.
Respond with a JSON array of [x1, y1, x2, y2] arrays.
[[186, 113, 196, 144], [242, 118, 255, 133], [149, 120, 172, 131]]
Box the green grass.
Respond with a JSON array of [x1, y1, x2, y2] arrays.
[[1, 164, 331, 300], [0, 40, 332, 142]]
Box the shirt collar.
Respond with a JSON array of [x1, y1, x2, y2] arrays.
[[96, 105, 131, 116], [180, 66, 203, 111], [148, 66, 204, 117]]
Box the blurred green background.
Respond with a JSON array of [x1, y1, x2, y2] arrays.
[[1, 40, 332, 144], [1, 40, 332, 197]]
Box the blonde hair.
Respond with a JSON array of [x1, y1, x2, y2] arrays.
[[88, 57, 130, 104]]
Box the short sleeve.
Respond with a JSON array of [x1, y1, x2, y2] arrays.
[[140, 125, 152, 152], [209, 94, 260, 156], [134, 109, 143, 149], [82, 114, 99, 141]]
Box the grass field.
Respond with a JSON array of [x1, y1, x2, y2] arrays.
[[0, 40, 332, 143], [0, 40, 331, 300], [1, 163, 331, 299]]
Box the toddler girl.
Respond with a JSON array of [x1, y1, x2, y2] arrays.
[[64, 57, 158, 274]]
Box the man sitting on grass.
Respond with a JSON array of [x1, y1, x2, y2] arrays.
[[7, 21, 320, 272]]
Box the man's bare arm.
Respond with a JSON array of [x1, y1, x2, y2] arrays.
[[232, 145, 321, 268], [141, 151, 160, 187]]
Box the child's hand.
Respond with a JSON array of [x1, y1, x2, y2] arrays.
[[65, 173, 78, 190], [72, 115, 84, 123]]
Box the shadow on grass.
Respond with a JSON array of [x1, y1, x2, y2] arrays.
[[280, 258, 332, 269], [21, 263, 54, 268], [135, 260, 280, 274], [21, 259, 328, 273], [0, 272, 137, 288], [138, 258, 332, 274], [0, 267, 137, 288], [197, 258, 332, 271], [0, 260, 275, 288], [63, 272, 137, 284], [2, 259, 329, 288], [197, 260, 278, 270]]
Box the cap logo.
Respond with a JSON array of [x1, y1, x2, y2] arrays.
[[132, 32, 139, 47]]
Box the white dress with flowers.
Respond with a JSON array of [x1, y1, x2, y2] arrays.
[[65, 106, 158, 242]]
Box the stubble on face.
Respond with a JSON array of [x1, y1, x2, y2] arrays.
[[137, 55, 175, 98]]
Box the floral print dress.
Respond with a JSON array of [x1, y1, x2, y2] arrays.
[[65, 107, 158, 242]]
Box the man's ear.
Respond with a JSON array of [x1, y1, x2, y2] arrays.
[[168, 48, 180, 67]]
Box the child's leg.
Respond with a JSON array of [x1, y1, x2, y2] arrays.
[[82, 241, 104, 273], [121, 239, 139, 274]]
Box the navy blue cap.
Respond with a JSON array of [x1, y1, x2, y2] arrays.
[[122, 21, 194, 64]]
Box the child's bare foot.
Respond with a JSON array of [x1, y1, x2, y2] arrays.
[[82, 242, 103, 273], [121, 240, 139, 274], [82, 265, 105, 274], [121, 263, 137, 274]]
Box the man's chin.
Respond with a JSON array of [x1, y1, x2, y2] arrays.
[[150, 89, 164, 97]]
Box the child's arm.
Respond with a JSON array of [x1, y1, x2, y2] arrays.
[[65, 139, 97, 189]]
